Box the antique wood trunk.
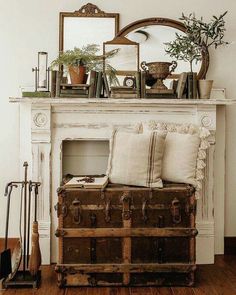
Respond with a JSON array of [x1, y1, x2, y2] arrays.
[[55, 183, 197, 287]]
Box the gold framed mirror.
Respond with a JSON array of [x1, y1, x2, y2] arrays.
[[59, 3, 119, 53], [103, 36, 140, 97], [117, 17, 209, 79]]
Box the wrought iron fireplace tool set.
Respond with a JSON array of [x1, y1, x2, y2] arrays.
[[0, 162, 41, 289]]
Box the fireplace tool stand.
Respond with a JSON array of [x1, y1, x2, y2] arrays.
[[3, 162, 41, 289]]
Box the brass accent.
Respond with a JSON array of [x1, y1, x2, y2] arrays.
[[62, 204, 68, 217], [170, 198, 182, 224], [105, 199, 111, 222], [54, 203, 68, 217], [120, 191, 132, 220], [55, 229, 66, 237], [142, 198, 148, 222], [72, 198, 82, 225]]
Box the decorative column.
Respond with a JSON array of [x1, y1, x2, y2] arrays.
[[31, 104, 51, 264], [196, 105, 217, 264]]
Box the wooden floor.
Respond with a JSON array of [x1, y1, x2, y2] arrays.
[[1, 255, 236, 295]]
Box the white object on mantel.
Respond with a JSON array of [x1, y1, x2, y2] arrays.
[[9, 97, 236, 265], [210, 88, 226, 100]]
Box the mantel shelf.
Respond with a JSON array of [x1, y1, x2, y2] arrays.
[[9, 97, 236, 106]]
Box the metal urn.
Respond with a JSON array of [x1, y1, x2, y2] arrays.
[[141, 61, 177, 90]]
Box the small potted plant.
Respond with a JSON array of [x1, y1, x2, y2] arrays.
[[51, 44, 118, 84], [165, 12, 229, 98]]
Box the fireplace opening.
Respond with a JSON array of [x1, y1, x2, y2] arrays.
[[62, 140, 109, 176]]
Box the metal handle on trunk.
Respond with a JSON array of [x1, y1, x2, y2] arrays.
[[142, 198, 148, 222], [120, 191, 131, 220], [170, 198, 182, 224], [72, 198, 81, 225], [105, 199, 111, 222]]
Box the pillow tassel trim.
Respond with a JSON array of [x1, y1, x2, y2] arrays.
[[148, 121, 211, 198]]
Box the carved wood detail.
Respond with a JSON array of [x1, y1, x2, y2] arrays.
[[76, 3, 106, 16]]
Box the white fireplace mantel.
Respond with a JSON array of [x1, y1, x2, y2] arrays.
[[10, 97, 236, 265], [9, 97, 235, 106]]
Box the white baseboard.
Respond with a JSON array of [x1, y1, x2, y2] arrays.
[[196, 221, 215, 264], [38, 221, 51, 265]]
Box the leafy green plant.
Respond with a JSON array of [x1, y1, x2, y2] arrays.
[[180, 11, 229, 51], [165, 34, 201, 72], [51, 44, 119, 84], [165, 12, 229, 73]]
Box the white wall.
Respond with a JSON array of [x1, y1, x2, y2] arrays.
[[0, 0, 236, 238]]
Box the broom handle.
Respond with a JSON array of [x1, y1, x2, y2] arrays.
[[4, 185, 13, 250], [27, 181, 32, 268], [34, 185, 39, 222], [23, 162, 28, 274]]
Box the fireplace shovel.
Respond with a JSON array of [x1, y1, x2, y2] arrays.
[[0, 183, 17, 280]]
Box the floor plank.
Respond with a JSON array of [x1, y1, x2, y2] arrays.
[[1, 255, 236, 294], [151, 286, 174, 294], [205, 264, 236, 294], [130, 287, 152, 295], [65, 287, 86, 295], [86, 287, 110, 295], [109, 288, 130, 295]]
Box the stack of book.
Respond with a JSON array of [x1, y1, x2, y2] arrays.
[[56, 70, 111, 99], [110, 86, 138, 99], [146, 88, 177, 99], [176, 72, 198, 99], [88, 71, 110, 98], [59, 84, 89, 98]]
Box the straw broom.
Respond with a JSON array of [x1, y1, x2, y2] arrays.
[[29, 184, 41, 276]]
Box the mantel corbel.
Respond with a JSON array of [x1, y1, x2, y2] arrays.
[[31, 104, 51, 143]]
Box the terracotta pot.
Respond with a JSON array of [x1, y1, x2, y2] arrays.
[[198, 80, 213, 99], [68, 65, 86, 84]]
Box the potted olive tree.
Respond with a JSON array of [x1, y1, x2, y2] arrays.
[[165, 33, 202, 74], [51, 44, 118, 84], [165, 12, 229, 98]]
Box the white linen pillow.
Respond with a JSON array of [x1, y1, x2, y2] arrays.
[[108, 131, 166, 188], [162, 132, 200, 186], [148, 121, 210, 191], [106, 123, 143, 176]]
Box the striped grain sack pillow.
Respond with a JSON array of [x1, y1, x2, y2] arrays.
[[108, 131, 166, 188]]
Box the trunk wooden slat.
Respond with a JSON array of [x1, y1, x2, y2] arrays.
[[55, 183, 197, 287]]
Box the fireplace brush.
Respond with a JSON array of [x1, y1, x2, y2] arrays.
[[29, 182, 42, 276]]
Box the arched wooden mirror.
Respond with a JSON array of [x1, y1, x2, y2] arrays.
[[59, 3, 119, 53], [117, 18, 209, 80]]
